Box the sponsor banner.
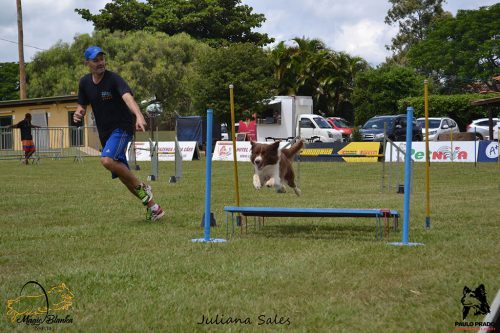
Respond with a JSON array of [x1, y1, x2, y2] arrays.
[[337, 142, 381, 162], [300, 142, 337, 161], [385, 141, 476, 162], [477, 141, 499, 162], [215, 142, 380, 162], [127, 141, 198, 161], [213, 141, 289, 162]]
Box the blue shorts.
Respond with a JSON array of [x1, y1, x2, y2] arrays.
[[101, 128, 132, 179]]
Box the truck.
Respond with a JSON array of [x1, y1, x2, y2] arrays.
[[255, 96, 342, 142]]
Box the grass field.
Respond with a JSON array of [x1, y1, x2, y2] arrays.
[[1, 157, 499, 332]]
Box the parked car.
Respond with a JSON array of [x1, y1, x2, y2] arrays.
[[466, 118, 500, 140], [326, 117, 353, 141], [416, 117, 460, 141], [359, 115, 422, 142]]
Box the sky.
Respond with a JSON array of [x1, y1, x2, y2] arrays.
[[0, 0, 498, 66]]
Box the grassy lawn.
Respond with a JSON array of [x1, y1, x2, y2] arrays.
[[0, 157, 498, 332]]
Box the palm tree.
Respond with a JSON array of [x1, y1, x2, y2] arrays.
[[269, 37, 369, 115]]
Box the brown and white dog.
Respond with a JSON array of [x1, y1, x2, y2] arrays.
[[250, 139, 304, 195]]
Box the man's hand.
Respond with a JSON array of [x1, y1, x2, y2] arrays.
[[135, 115, 147, 132], [122, 92, 147, 132], [73, 106, 86, 123]]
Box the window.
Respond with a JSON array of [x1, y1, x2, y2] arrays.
[[300, 118, 315, 128], [0, 116, 13, 150]]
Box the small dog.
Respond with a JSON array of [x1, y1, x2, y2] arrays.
[[461, 284, 490, 320], [250, 139, 304, 195]]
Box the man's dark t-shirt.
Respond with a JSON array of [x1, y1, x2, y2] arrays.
[[77, 70, 135, 146], [15, 119, 33, 140]]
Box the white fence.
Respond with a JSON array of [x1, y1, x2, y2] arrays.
[[0, 126, 101, 161]]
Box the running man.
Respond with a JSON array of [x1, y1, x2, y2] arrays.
[[74, 46, 164, 222]]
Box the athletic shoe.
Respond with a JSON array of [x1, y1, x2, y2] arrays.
[[135, 183, 153, 205], [146, 205, 165, 222]]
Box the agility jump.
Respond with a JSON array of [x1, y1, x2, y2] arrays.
[[224, 206, 399, 240]]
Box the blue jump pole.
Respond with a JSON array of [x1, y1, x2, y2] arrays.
[[192, 109, 226, 243], [389, 107, 424, 247]]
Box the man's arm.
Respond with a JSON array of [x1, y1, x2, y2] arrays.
[[122, 92, 146, 132]]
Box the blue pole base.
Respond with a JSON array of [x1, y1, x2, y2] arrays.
[[387, 242, 425, 247], [425, 216, 431, 230], [191, 238, 227, 243]]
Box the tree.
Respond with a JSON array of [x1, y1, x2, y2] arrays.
[[26, 30, 207, 120], [385, 0, 446, 63], [189, 43, 277, 126], [269, 38, 369, 115], [75, 0, 273, 47], [26, 41, 84, 98], [351, 64, 427, 125], [0, 63, 20, 100], [408, 4, 500, 93]]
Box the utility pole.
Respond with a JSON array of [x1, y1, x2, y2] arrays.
[[17, 0, 27, 99]]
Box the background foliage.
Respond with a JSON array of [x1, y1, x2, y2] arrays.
[[398, 93, 500, 130], [351, 64, 427, 125], [408, 3, 500, 93], [0, 63, 19, 100], [75, 0, 273, 47], [190, 42, 276, 125]]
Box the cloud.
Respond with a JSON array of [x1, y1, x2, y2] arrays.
[[0, 0, 107, 62], [1, 0, 497, 65], [331, 19, 399, 66]]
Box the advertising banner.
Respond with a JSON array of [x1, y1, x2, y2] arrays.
[[212, 141, 380, 162], [476, 141, 499, 162], [337, 142, 381, 162], [128, 141, 199, 161], [212, 141, 289, 162], [385, 141, 477, 162]]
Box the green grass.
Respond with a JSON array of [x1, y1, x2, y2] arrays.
[[1, 158, 499, 332]]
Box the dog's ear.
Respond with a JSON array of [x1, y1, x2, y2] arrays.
[[463, 286, 471, 294], [271, 141, 280, 150], [474, 284, 486, 298], [250, 140, 256, 147]]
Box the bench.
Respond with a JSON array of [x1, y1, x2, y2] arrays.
[[224, 206, 400, 240]]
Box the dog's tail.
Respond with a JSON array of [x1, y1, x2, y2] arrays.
[[281, 139, 304, 160]]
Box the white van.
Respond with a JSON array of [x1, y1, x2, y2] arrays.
[[297, 114, 342, 142]]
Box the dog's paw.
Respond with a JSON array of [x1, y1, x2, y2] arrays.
[[276, 186, 286, 193], [293, 187, 301, 196], [253, 175, 262, 189], [264, 178, 275, 187]]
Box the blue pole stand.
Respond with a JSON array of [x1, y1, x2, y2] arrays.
[[389, 107, 424, 247], [192, 109, 226, 243]]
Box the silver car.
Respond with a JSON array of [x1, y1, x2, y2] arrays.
[[466, 118, 499, 140], [416, 117, 460, 141]]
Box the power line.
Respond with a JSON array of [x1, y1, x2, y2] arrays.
[[0, 37, 45, 51]]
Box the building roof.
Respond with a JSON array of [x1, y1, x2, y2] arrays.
[[0, 95, 78, 108], [470, 96, 500, 106]]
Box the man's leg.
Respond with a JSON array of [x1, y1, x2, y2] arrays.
[[100, 129, 164, 221], [100, 157, 155, 208]]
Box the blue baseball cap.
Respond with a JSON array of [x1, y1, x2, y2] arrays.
[[84, 46, 105, 60]]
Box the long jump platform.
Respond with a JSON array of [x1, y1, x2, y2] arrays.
[[224, 206, 400, 240]]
